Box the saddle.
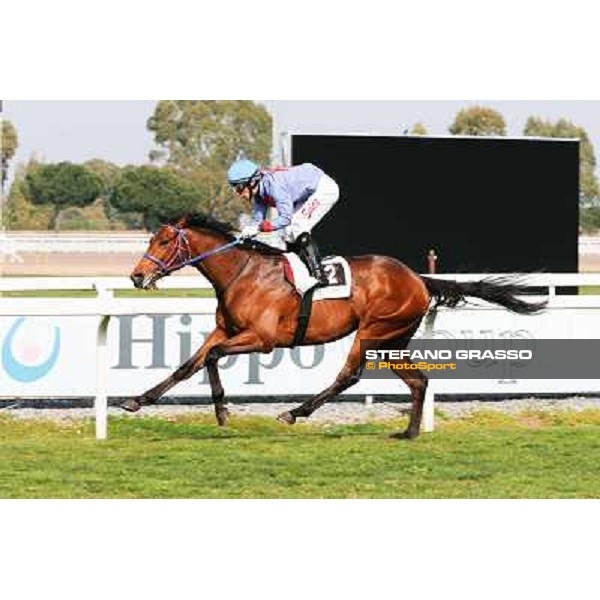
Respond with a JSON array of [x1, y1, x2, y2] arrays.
[[282, 253, 351, 299], [282, 253, 352, 346], [241, 238, 352, 346]]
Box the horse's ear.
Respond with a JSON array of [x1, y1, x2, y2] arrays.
[[176, 214, 190, 228]]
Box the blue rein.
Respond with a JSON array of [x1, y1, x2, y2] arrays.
[[144, 226, 244, 275], [183, 239, 243, 267]]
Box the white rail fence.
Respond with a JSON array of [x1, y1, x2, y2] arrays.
[[1, 274, 600, 440], [0, 232, 149, 257], [2, 232, 600, 257], [579, 236, 600, 255]]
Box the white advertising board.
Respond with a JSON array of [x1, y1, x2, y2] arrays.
[[2, 297, 600, 399], [0, 313, 397, 398]]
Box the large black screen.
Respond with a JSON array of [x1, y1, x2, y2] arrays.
[[291, 135, 579, 273]]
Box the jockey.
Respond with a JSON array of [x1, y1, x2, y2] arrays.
[[227, 158, 340, 288]]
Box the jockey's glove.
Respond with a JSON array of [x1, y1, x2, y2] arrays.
[[240, 224, 260, 239]]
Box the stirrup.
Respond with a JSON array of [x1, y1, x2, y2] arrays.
[[309, 258, 329, 288], [297, 249, 327, 287], [306, 263, 328, 288], [312, 267, 329, 287], [295, 233, 327, 286]]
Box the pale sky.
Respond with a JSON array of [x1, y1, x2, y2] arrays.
[[3, 101, 599, 180]]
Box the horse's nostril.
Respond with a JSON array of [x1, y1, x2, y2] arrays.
[[131, 273, 144, 288]]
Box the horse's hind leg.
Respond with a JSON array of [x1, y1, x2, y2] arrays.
[[278, 368, 362, 424], [278, 358, 362, 424], [390, 368, 428, 439], [278, 329, 391, 424], [277, 334, 370, 424], [382, 336, 429, 440], [279, 318, 428, 426]]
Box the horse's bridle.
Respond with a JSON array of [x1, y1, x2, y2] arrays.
[[144, 225, 244, 276]]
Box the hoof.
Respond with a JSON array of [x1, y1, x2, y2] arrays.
[[121, 398, 142, 413], [216, 407, 230, 427], [277, 411, 296, 425], [389, 430, 419, 441]]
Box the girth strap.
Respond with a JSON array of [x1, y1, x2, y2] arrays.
[[292, 287, 316, 347]]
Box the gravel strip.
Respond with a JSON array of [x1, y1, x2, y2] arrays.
[[3, 398, 600, 424]]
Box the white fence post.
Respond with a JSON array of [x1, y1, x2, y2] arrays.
[[423, 386, 435, 433], [94, 282, 113, 440], [95, 315, 110, 440], [422, 307, 438, 432]]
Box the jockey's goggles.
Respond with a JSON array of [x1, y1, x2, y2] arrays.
[[231, 181, 250, 193], [230, 171, 260, 193]]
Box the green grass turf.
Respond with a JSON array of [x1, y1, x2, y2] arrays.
[[579, 286, 600, 295], [1, 410, 599, 498]]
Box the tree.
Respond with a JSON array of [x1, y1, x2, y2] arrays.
[[24, 162, 102, 230], [147, 100, 272, 222], [410, 122, 428, 135], [83, 159, 121, 199], [82, 159, 135, 229], [580, 206, 600, 233], [110, 165, 209, 231], [4, 161, 54, 230], [523, 116, 599, 205], [449, 105, 507, 136], [1, 119, 18, 190], [148, 100, 272, 167]]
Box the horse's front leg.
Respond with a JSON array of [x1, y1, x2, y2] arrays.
[[206, 359, 228, 426], [205, 329, 273, 359], [186, 328, 273, 424], [121, 327, 228, 412]]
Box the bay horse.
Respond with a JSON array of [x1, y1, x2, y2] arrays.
[[123, 213, 545, 439]]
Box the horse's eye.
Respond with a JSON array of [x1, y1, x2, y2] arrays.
[[159, 240, 170, 247]]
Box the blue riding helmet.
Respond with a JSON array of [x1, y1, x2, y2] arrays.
[[227, 159, 260, 187]]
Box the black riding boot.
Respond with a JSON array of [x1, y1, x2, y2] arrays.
[[295, 233, 328, 287]]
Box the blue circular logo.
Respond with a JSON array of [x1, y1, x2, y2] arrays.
[[2, 317, 61, 383]]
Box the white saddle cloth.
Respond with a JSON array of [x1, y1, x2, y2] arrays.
[[283, 253, 352, 299]]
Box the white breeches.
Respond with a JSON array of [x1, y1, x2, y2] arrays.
[[282, 174, 340, 242], [256, 175, 339, 250]]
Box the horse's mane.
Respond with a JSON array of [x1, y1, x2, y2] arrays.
[[181, 213, 237, 241], [179, 213, 284, 256]]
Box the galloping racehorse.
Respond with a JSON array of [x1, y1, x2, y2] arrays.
[[123, 213, 545, 439]]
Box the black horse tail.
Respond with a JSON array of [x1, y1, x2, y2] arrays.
[[421, 275, 547, 315]]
